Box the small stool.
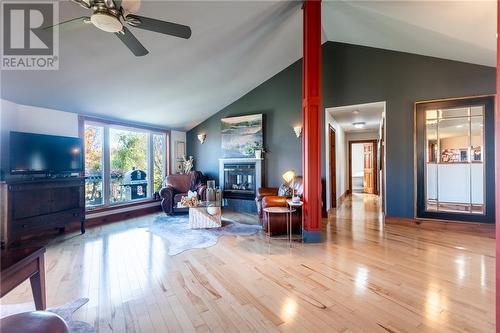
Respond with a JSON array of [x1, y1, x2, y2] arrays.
[[0, 311, 69, 333]]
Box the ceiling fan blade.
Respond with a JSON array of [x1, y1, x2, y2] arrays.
[[44, 17, 90, 31], [115, 26, 148, 56], [71, 0, 91, 9], [126, 14, 191, 39]]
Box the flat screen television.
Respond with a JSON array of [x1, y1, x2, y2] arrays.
[[10, 131, 83, 175]]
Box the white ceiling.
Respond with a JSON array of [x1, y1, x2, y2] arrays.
[[327, 101, 384, 133], [1, 1, 496, 131], [323, 0, 496, 68]]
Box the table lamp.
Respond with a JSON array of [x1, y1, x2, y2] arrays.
[[282, 170, 300, 203]]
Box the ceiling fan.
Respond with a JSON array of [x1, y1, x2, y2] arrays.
[[45, 0, 191, 56]]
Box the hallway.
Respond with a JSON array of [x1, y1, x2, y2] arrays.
[[329, 192, 383, 225]]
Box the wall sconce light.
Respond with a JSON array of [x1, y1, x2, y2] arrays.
[[293, 125, 303, 138], [197, 133, 206, 144]]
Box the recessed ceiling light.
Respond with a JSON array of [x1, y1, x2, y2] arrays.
[[353, 122, 365, 129], [352, 110, 359, 115], [456, 125, 463, 128]]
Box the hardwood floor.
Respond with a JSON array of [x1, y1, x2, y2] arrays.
[[1, 193, 494, 332]]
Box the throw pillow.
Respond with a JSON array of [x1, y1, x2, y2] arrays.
[[278, 184, 293, 197]]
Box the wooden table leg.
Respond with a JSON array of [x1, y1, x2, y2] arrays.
[[29, 254, 46, 310]]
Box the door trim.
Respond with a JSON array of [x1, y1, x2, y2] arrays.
[[329, 125, 336, 208], [348, 140, 378, 195]]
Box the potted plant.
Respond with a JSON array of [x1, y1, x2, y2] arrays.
[[243, 141, 265, 158], [255, 146, 264, 159]]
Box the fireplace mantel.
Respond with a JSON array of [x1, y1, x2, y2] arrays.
[[219, 158, 263, 162]]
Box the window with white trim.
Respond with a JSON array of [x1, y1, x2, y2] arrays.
[[83, 120, 168, 208]]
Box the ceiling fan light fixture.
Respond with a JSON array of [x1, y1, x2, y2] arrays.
[[90, 13, 123, 33]]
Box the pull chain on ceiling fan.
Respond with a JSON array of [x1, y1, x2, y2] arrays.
[[45, 0, 191, 56]]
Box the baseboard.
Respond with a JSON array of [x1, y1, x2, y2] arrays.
[[385, 216, 495, 239], [84, 205, 162, 227], [303, 230, 322, 243], [336, 191, 349, 207]]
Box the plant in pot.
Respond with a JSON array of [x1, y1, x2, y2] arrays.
[[243, 141, 266, 158]]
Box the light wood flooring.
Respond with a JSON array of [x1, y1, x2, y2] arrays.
[[1, 193, 495, 332]]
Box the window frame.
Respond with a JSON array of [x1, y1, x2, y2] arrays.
[[414, 96, 495, 223], [79, 116, 170, 211]]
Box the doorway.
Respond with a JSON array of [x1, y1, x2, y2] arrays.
[[329, 125, 336, 208], [349, 140, 378, 195], [325, 101, 386, 215]]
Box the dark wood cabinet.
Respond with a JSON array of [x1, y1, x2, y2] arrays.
[[2, 178, 85, 247]]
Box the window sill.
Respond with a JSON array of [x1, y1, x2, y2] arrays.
[[86, 199, 160, 214]]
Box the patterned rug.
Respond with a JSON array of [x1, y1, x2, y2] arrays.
[[1, 298, 95, 333], [148, 214, 262, 255]]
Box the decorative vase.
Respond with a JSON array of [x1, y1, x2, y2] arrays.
[[255, 150, 262, 159]]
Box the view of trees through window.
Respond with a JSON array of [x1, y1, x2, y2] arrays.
[[110, 129, 148, 203], [153, 134, 166, 192], [84, 121, 166, 207], [84, 125, 103, 206]]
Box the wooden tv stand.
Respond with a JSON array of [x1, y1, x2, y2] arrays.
[[1, 177, 85, 247]]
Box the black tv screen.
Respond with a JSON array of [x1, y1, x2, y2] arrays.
[[10, 132, 83, 174]]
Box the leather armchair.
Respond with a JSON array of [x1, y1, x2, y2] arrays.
[[159, 171, 207, 214], [256, 176, 303, 236]]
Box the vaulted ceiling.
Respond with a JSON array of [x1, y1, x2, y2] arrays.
[[1, 1, 495, 131]]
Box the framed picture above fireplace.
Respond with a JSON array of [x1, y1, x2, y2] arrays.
[[221, 114, 263, 158]]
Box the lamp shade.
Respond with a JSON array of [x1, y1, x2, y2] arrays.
[[282, 170, 295, 184]]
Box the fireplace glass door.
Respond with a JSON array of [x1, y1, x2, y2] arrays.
[[223, 163, 256, 198]]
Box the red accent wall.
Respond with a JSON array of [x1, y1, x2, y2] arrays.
[[302, 0, 322, 232]]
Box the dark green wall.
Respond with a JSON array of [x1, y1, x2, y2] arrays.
[[187, 41, 496, 219]]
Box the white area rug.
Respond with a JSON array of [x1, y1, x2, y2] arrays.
[[1, 298, 95, 333], [148, 214, 261, 255]]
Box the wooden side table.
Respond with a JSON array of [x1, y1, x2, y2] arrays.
[[1, 247, 46, 310], [286, 200, 304, 242], [263, 206, 296, 242]]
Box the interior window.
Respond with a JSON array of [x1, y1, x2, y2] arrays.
[[424, 106, 484, 214]]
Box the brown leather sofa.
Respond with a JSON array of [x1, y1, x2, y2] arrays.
[[159, 171, 207, 214], [255, 176, 303, 236]]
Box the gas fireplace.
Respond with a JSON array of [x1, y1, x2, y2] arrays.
[[223, 163, 255, 198], [219, 158, 263, 200]]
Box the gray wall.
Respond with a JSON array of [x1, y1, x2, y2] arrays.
[[187, 41, 496, 218]]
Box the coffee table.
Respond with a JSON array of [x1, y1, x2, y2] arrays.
[[188, 199, 227, 229], [1, 247, 46, 310]]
